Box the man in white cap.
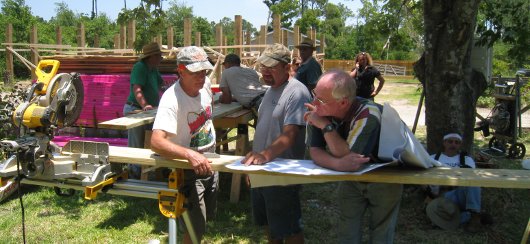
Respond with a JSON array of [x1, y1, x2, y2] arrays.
[[242, 43, 311, 243], [150, 46, 216, 244], [295, 38, 323, 92], [428, 132, 492, 232]]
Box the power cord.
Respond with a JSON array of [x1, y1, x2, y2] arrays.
[[15, 152, 26, 244]]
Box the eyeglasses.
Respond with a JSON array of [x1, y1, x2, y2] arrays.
[[260, 64, 280, 72], [445, 139, 462, 145], [311, 89, 328, 105]]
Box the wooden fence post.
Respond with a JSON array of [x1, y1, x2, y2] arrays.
[[195, 32, 201, 46], [5, 24, 13, 83], [273, 14, 281, 44], [184, 18, 192, 47], [119, 24, 126, 50], [113, 34, 120, 49], [30, 25, 38, 80], [127, 20, 136, 49], [167, 26, 174, 50], [294, 25, 300, 57], [77, 23, 86, 55], [259, 25, 267, 52], [215, 24, 223, 53], [234, 15, 242, 57], [245, 29, 251, 53], [55, 26, 62, 55]]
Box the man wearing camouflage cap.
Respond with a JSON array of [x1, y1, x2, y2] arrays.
[[242, 43, 311, 243], [151, 46, 217, 244]]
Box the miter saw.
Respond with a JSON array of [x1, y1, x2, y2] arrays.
[[0, 59, 122, 200]]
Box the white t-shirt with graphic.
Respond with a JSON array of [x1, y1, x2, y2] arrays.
[[153, 79, 215, 152]]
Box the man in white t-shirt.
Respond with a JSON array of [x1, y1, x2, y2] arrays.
[[150, 46, 217, 244], [219, 53, 267, 110], [427, 133, 492, 233]]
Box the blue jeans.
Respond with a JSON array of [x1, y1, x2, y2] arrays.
[[337, 182, 403, 244], [444, 186, 481, 223], [123, 104, 150, 178]]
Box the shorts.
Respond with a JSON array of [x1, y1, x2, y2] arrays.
[[178, 170, 219, 240], [251, 185, 303, 240]]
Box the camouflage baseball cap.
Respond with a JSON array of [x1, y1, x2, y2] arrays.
[[257, 43, 291, 67], [177, 46, 214, 72]]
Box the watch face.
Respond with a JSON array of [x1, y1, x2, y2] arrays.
[[323, 124, 334, 133]]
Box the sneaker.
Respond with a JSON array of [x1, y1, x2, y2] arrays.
[[465, 212, 482, 233]]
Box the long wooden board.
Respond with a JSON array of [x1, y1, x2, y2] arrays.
[[98, 102, 243, 130], [107, 146, 530, 189]]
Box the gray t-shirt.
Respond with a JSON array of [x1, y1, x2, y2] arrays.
[[252, 77, 311, 159], [219, 66, 267, 107]]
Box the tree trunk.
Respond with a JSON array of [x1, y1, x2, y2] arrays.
[[415, 0, 484, 153]]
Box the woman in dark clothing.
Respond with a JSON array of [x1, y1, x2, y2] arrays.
[[349, 52, 385, 100]]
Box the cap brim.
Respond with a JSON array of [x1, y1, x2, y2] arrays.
[[138, 51, 162, 60], [185, 61, 214, 72], [257, 55, 280, 67]]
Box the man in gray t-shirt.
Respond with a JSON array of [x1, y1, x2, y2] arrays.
[[219, 53, 267, 109], [242, 43, 311, 243]]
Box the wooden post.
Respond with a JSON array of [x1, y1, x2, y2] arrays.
[[195, 32, 201, 46], [55, 26, 62, 55], [184, 18, 192, 46], [167, 26, 174, 50], [282, 29, 288, 47], [259, 25, 267, 51], [215, 24, 223, 53], [214, 24, 223, 84], [306, 27, 312, 41], [245, 30, 251, 53], [311, 28, 317, 46], [5, 24, 14, 83], [77, 23, 86, 55], [319, 34, 325, 54], [294, 25, 300, 57], [94, 34, 100, 48], [127, 20, 136, 49], [30, 25, 38, 80], [113, 34, 120, 49], [224, 37, 228, 54], [119, 24, 126, 50], [273, 14, 281, 44], [234, 15, 243, 57]]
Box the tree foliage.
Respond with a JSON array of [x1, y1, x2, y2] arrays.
[[476, 0, 529, 68]]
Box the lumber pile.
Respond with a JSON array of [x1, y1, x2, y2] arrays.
[[41, 55, 178, 74]]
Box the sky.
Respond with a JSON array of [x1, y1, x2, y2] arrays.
[[24, 0, 361, 28]]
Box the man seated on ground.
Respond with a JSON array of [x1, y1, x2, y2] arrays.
[[219, 53, 267, 111], [426, 133, 492, 233], [305, 69, 403, 244]]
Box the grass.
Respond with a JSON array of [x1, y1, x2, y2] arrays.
[[1, 78, 529, 243]]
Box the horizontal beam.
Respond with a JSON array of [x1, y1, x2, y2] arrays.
[[105, 146, 530, 189]]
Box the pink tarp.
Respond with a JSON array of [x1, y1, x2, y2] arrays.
[[75, 74, 177, 127]]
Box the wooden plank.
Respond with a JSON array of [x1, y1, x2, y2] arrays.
[[104, 146, 530, 189], [98, 102, 243, 130]]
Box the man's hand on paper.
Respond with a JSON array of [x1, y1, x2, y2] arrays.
[[304, 103, 329, 129], [242, 151, 268, 166], [333, 152, 371, 172]]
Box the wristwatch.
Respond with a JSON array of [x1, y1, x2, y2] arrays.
[[322, 123, 335, 134]]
